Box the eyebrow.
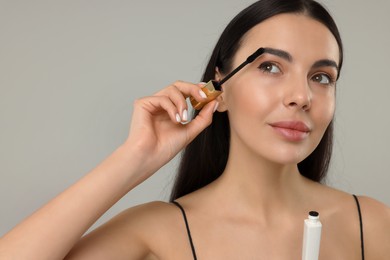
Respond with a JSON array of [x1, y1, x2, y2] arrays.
[[312, 59, 339, 71], [262, 47, 293, 62], [262, 47, 339, 71]]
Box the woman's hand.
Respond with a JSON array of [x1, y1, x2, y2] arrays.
[[125, 80, 219, 175]]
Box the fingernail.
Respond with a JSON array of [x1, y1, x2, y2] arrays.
[[182, 109, 188, 121], [199, 90, 207, 99], [176, 113, 181, 122], [213, 102, 219, 113], [199, 82, 207, 86]]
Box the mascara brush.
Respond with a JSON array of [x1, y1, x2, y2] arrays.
[[191, 47, 265, 110]]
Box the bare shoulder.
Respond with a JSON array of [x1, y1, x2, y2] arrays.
[[118, 201, 193, 258], [356, 195, 390, 216], [66, 201, 186, 259], [106, 201, 187, 254], [303, 183, 390, 259], [356, 195, 390, 220], [119, 200, 178, 226], [108, 200, 178, 235], [356, 196, 390, 259], [323, 190, 390, 259]]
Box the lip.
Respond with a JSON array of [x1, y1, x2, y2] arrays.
[[269, 121, 311, 142]]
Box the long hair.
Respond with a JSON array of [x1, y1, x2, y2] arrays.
[[170, 0, 343, 201]]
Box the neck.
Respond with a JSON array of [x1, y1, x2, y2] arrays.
[[209, 143, 311, 222]]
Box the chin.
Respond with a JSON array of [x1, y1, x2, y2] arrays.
[[260, 147, 313, 166]]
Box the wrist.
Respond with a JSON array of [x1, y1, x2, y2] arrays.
[[111, 142, 157, 189]]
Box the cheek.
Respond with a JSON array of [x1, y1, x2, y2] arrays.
[[224, 76, 278, 115], [312, 92, 335, 132], [319, 88, 335, 117]]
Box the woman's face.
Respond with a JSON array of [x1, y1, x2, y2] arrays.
[[218, 13, 339, 165]]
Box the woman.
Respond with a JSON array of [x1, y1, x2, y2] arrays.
[[1, 0, 389, 259]]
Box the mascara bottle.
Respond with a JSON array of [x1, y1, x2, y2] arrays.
[[190, 47, 265, 110], [302, 211, 322, 260]]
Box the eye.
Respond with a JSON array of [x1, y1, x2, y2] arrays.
[[311, 73, 335, 85], [258, 62, 281, 74]]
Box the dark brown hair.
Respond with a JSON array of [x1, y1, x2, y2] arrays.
[[170, 0, 343, 201]]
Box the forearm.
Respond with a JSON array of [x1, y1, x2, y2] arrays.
[[0, 143, 149, 260], [0, 80, 216, 259]]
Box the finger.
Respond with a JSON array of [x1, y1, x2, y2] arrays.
[[155, 81, 209, 122], [156, 80, 208, 103], [176, 81, 209, 102], [185, 100, 219, 142], [155, 84, 189, 122], [135, 96, 182, 124]]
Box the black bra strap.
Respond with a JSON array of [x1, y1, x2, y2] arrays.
[[172, 201, 197, 260], [353, 194, 365, 260]]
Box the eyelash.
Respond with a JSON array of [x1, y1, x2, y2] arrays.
[[258, 62, 281, 74], [258, 61, 336, 86], [311, 73, 336, 86]]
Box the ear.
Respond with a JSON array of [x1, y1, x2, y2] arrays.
[[215, 66, 223, 82], [215, 67, 228, 112]]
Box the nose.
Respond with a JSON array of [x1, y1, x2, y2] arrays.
[[283, 76, 312, 111]]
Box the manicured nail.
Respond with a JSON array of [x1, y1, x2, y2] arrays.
[[176, 113, 181, 122], [199, 90, 207, 99], [182, 109, 188, 121], [213, 102, 219, 113]]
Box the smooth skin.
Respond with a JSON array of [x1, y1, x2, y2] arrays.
[[1, 14, 389, 260]]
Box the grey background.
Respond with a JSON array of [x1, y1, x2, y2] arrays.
[[1, 0, 389, 236]]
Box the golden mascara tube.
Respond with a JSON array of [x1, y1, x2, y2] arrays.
[[190, 47, 265, 110]]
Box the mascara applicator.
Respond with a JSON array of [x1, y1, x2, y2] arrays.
[[190, 47, 265, 110]]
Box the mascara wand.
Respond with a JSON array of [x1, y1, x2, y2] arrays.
[[217, 47, 265, 87], [190, 47, 265, 110]]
